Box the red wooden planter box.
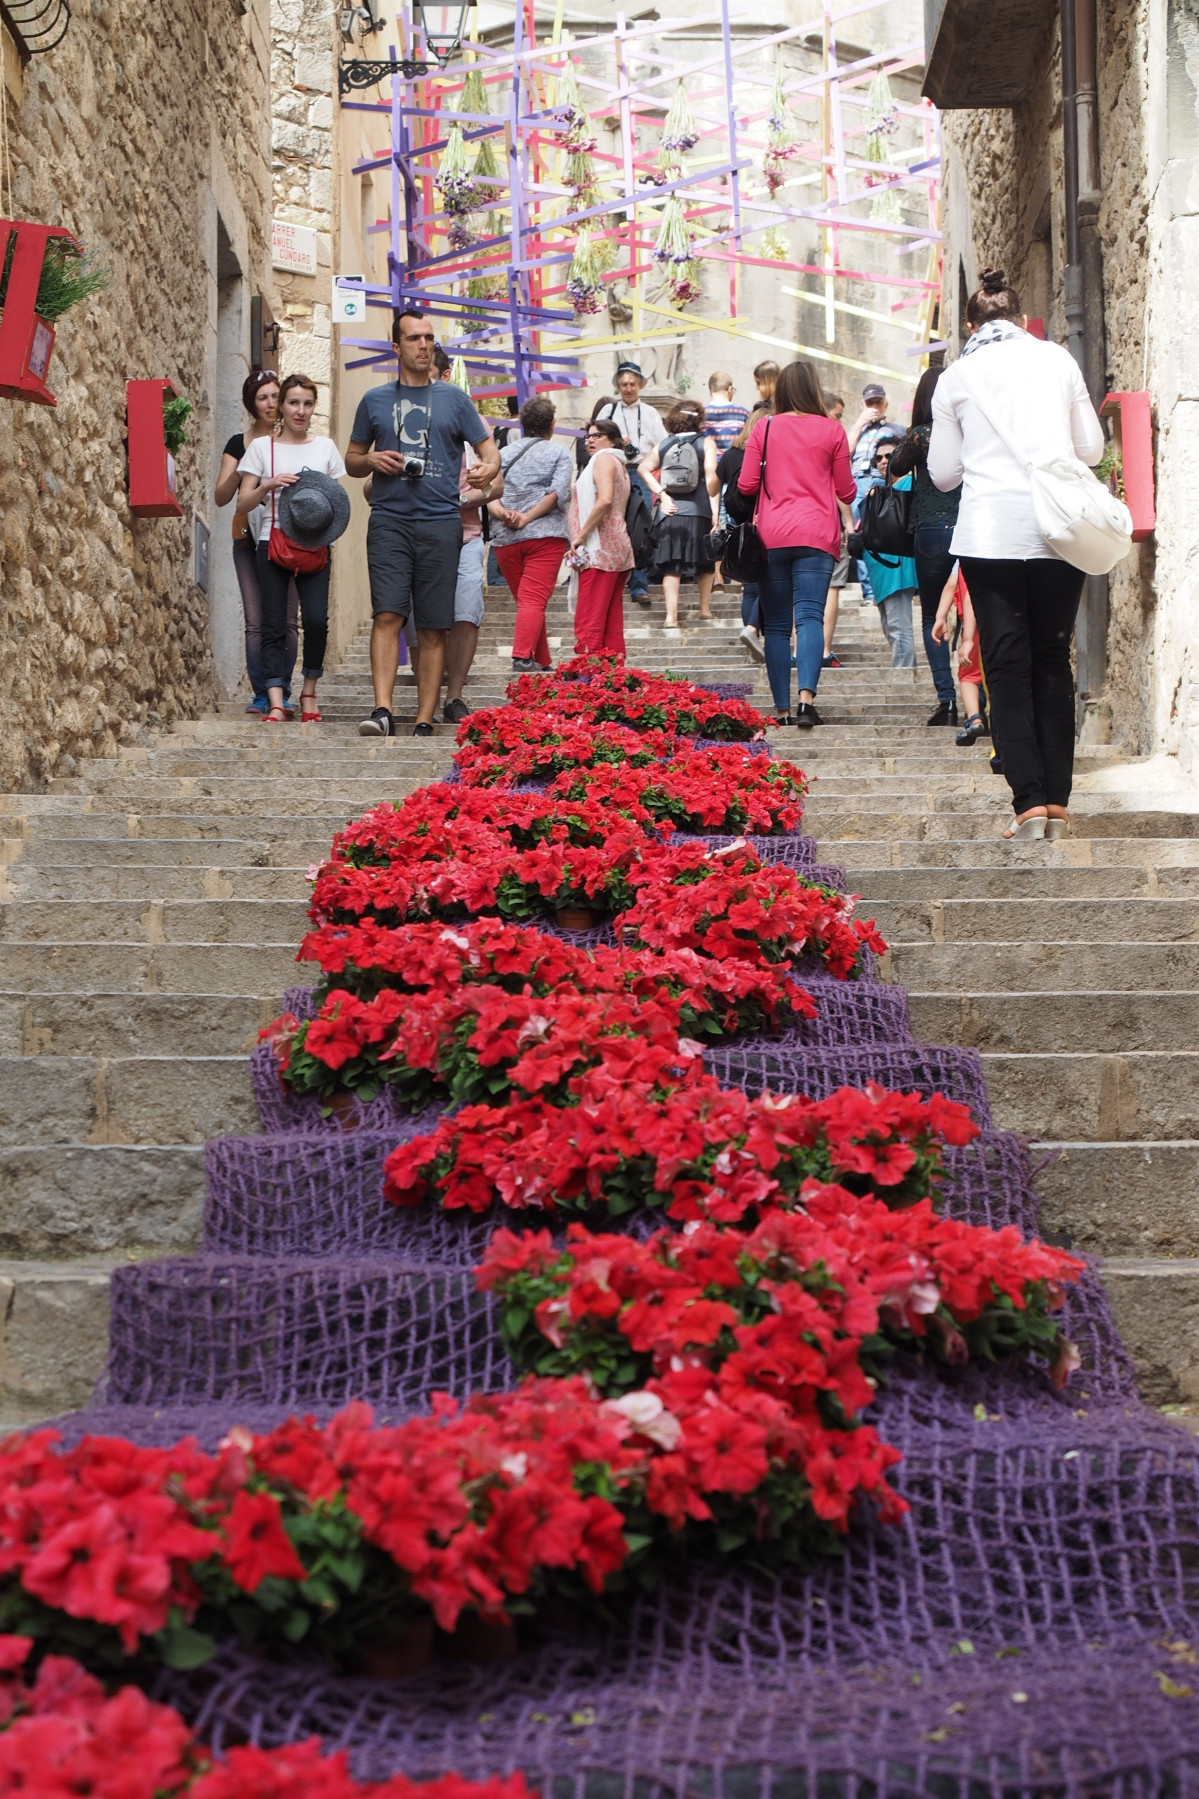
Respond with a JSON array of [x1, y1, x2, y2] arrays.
[[0, 220, 79, 406], [127, 378, 183, 518], [1100, 391, 1155, 542]]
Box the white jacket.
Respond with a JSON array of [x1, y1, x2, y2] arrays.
[[929, 332, 1105, 561]]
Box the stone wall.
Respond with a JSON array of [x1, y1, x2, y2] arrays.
[[270, 0, 335, 432], [0, 0, 272, 790], [939, 0, 1159, 759]]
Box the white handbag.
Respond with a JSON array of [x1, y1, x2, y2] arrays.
[[963, 374, 1133, 576]]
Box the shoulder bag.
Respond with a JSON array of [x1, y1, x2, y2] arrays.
[[267, 440, 329, 575], [858, 478, 914, 557], [961, 370, 1132, 575], [714, 419, 771, 584]]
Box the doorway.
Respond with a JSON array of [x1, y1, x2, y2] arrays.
[[210, 215, 247, 697]]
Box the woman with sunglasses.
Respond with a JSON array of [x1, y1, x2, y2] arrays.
[[861, 437, 917, 668], [214, 370, 298, 715]]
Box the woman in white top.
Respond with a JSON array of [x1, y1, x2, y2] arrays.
[[213, 371, 298, 715], [929, 267, 1105, 840], [237, 375, 347, 724]]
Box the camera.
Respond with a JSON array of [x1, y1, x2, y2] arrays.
[[400, 453, 426, 481]]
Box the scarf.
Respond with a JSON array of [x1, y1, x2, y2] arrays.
[[959, 317, 1024, 357]]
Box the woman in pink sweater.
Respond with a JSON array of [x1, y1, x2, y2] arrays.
[[738, 360, 857, 729]]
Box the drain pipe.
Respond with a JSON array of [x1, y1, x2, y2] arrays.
[[1060, 0, 1084, 373]]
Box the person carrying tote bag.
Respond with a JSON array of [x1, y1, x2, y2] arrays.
[[929, 267, 1116, 840]]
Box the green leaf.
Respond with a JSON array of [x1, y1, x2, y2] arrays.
[[155, 1624, 219, 1670]]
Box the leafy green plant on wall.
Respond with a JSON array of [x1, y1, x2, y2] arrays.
[[162, 397, 192, 455], [0, 235, 110, 322], [1096, 441, 1125, 502]]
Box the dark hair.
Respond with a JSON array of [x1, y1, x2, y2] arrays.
[[587, 418, 623, 447], [773, 359, 826, 418], [242, 369, 278, 416], [664, 399, 705, 434], [506, 396, 520, 416], [520, 395, 556, 438], [278, 373, 318, 403], [731, 401, 769, 451], [391, 307, 429, 343], [753, 359, 780, 385], [432, 345, 452, 374], [589, 395, 616, 423], [824, 392, 844, 410], [965, 265, 1023, 327], [910, 366, 943, 428]]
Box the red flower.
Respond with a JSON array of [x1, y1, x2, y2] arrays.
[[220, 1489, 307, 1592]]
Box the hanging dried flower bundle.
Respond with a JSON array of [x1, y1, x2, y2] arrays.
[[460, 66, 489, 118], [473, 133, 502, 207], [556, 61, 597, 153], [450, 354, 472, 393], [761, 224, 791, 262], [437, 124, 479, 217], [865, 134, 904, 223], [567, 229, 606, 313], [658, 81, 699, 176], [864, 67, 901, 138], [764, 53, 802, 198], [467, 211, 510, 299], [652, 194, 693, 269], [667, 260, 704, 305]]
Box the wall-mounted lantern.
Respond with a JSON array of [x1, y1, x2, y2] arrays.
[[127, 378, 184, 518], [413, 0, 476, 67]]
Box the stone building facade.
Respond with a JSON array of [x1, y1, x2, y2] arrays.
[[0, 0, 274, 789], [929, 0, 1198, 778]]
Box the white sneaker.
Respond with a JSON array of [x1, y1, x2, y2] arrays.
[[739, 624, 766, 663]]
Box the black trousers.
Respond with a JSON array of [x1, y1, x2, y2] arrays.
[[257, 544, 330, 688], [959, 556, 1085, 815]]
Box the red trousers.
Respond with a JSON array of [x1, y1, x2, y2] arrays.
[[494, 538, 565, 665], [574, 566, 627, 656]]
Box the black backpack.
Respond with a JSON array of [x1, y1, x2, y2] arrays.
[[625, 480, 655, 570], [858, 480, 914, 558]]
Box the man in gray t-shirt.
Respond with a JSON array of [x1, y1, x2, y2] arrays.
[[346, 310, 499, 738]]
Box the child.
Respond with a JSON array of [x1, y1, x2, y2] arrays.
[[932, 565, 988, 746]]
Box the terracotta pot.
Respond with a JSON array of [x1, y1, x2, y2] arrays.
[[554, 905, 602, 931], [325, 1090, 362, 1131], [356, 1617, 435, 1680], [446, 1613, 519, 1663]]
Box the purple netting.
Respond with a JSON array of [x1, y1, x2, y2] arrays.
[[696, 681, 754, 699], [704, 1039, 994, 1126], [669, 829, 822, 872], [690, 736, 773, 757], [251, 1045, 446, 1135]]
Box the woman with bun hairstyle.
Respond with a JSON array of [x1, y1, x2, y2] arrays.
[[214, 370, 298, 715], [928, 267, 1105, 839], [737, 359, 857, 729]]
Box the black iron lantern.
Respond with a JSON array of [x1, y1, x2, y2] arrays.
[[413, 0, 476, 67]]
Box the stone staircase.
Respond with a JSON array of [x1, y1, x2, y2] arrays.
[[0, 580, 1195, 1422]]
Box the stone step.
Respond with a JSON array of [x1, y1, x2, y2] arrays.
[[0, 943, 301, 994], [873, 896, 1199, 944], [7, 838, 334, 869], [980, 1050, 1199, 1141], [0, 992, 274, 1056], [848, 865, 1199, 898], [804, 807, 1199, 840], [7, 865, 313, 902], [1031, 1141, 1199, 1256], [9, 813, 386, 842], [888, 939, 1199, 989], [0, 1055, 255, 1146], [0, 1146, 205, 1258], [0, 1260, 120, 1423], [910, 990, 1199, 1052], [835, 837, 1199, 871], [0, 899, 305, 945], [1099, 1261, 1199, 1407]]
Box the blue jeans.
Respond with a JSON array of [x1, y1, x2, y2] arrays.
[[912, 522, 957, 707], [627, 470, 652, 596], [741, 582, 760, 630], [853, 475, 875, 602], [761, 546, 836, 712]]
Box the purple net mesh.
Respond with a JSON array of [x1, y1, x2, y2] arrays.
[[251, 1044, 446, 1135], [696, 681, 755, 699], [42, 734, 1199, 1795]]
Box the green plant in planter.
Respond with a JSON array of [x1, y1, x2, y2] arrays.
[[0, 235, 110, 322], [1096, 441, 1125, 502], [162, 396, 192, 454]]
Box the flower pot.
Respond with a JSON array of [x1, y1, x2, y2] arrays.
[[356, 1617, 435, 1680], [325, 1090, 363, 1131], [555, 905, 602, 931]]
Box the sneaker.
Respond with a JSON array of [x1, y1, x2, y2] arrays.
[[821, 653, 843, 669], [244, 695, 268, 715], [442, 697, 472, 723], [359, 707, 394, 738], [512, 657, 541, 674], [795, 702, 822, 729], [413, 721, 435, 739], [739, 624, 765, 663]]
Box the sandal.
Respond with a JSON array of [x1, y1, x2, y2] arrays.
[[299, 687, 321, 723], [1045, 807, 1070, 840], [955, 713, 985, 747], [1002, 808, 1048, 840], [262, 705, 287, 724]]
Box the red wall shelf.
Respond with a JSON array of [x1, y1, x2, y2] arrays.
[[1100, 390, 1155, 542], [127, 378, 183, 518], [0, 220, 80, 406]]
